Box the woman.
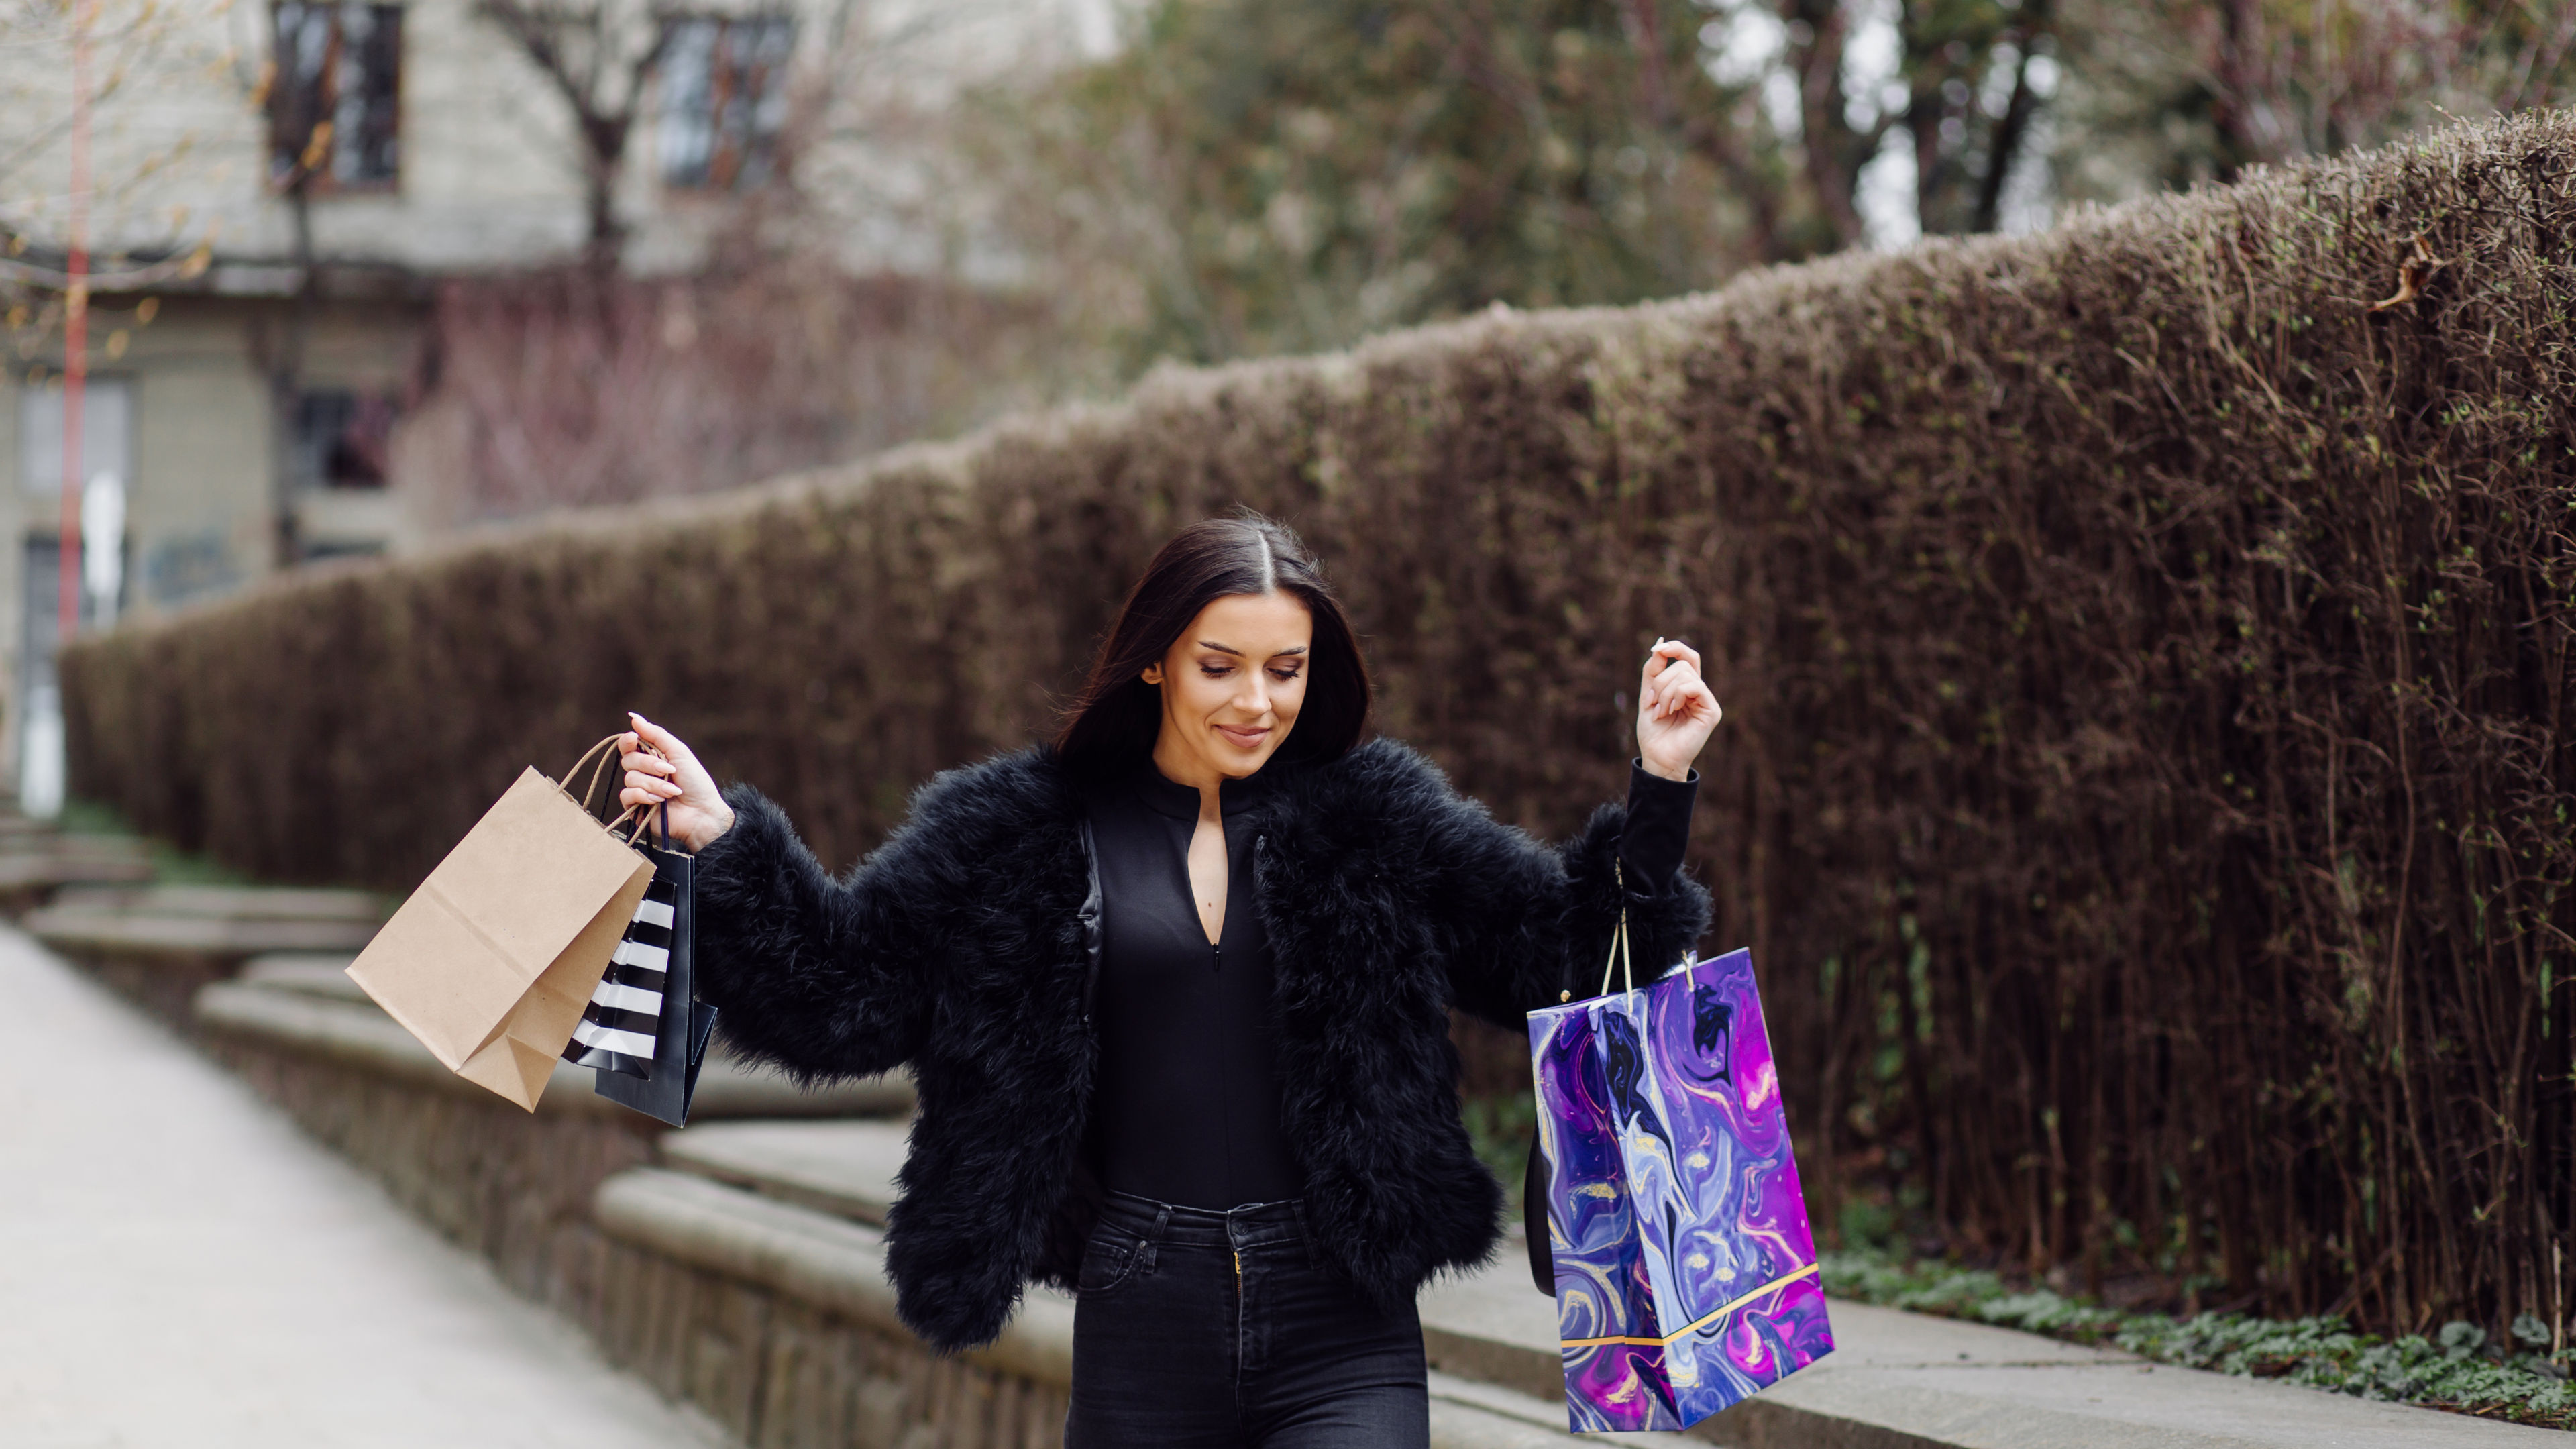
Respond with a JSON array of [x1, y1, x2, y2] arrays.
[[616, 514, 1720, 1448]]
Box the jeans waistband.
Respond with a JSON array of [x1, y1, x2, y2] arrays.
[[1098, 1190, 1309, 1251]]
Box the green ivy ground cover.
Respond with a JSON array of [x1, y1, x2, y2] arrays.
[[1821, 1252, 2576, 1431]]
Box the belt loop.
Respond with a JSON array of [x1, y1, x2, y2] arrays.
[[1291, 1198, 1316, 1271], [1142, 1202, 1170, 1273]]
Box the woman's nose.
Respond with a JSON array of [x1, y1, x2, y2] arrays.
[[1237, 676, 1271, 714]]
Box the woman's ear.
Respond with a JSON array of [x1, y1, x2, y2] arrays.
[[1141, 664, 1164, 686]]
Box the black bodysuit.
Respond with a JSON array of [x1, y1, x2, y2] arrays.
[[1086, 759, 1699, 1211]]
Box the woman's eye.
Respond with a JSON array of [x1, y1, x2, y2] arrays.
[[1199, 665, 1232, 678], [1270, 668, 1301, 682]]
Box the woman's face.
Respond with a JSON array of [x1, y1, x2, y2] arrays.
[[1142, 590, 1313, 783]]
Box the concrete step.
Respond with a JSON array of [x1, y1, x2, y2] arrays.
[[660, 1118, 908, 1225], [1418, 1248, 2561, 1447], [30, 895, 390, 1026], [28, 885, 393, 985], [43, 881, 392, 922], [594, 1167, 1646, 1447], [644, 1120, 2555, 1448], [30, 909, 386, 956], [193, 975, 916, 1120], [0, 848, 155, 915], [0, 832, 152, 861], [239, 951, 370, 1001]]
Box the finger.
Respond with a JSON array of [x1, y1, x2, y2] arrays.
[[628, 712, 681, 757], [622, 749, 677, 778], [619, 785, 670, 811], [628, 714, 702, 775], [1654, 638, 1703, 672], [1662, 663, 1702, 711]]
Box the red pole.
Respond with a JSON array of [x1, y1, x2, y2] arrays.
[[60, 0, 93, 645]]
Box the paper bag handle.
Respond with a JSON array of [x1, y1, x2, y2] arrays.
[[564, 735, 627, 812], [561, 733, 664, 847]]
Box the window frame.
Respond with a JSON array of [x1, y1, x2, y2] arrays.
[[288, 387, 400, 492], [268, 1, 405, 194], [655, 14, 797, 195]]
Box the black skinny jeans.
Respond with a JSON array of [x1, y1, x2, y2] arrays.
[[1064, 1193, 1430, 1448]]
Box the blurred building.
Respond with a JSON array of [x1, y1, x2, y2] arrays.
[[0, 0, 1070, 803]]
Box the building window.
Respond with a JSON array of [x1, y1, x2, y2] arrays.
[[656, 17, 794, 191], [291, 390, 396, 490], [269, 2, 402, 189]]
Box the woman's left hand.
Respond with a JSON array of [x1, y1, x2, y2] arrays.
[[1636, 637, 1721, 781]]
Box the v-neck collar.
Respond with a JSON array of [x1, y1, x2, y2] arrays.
[[1130, 761, 1275, 823]]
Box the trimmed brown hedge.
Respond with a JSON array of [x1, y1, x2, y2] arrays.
[[66, 111, 2576, 1339]]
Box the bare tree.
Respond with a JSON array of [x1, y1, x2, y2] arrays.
[[0, 0, 225, 341], [472, 0, 678, 264], [2058, 0, 2575, 192], [392, 0, 1074, 525]]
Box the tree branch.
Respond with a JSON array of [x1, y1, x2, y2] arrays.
[[1972, 3, 2053, 235]]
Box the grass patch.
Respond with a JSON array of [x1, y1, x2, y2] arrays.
[[55, 798, 252, 885], [1823, 1250, 2576, 1431]]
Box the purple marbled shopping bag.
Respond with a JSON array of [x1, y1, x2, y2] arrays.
[[1525, 947, 1835, 1432]]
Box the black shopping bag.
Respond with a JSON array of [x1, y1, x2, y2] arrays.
[[592, 810, 717, 1126], [561, 833, 680, 1080]]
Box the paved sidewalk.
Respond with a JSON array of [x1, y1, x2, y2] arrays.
[[0, 926, 727, 1449]]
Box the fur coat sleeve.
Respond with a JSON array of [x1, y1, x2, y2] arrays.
[[688, 766, 1004, 1081], [1353, 743, 1711, 1030]]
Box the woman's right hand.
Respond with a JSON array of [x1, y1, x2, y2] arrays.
[[619, 712, 735, 852]]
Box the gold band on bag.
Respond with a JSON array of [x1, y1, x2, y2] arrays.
[[1558, 1262, 1822, 1349]]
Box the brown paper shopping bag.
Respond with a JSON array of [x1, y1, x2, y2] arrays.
[[345, 737, 655, 1110]]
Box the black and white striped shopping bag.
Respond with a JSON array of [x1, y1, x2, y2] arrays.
[[561, 863, 676, 1079]]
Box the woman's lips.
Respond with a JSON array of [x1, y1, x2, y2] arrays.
[[1216, 724, 1270, 749]]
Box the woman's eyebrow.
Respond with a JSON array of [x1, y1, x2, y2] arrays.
[[1197, 641, 1309, 657]]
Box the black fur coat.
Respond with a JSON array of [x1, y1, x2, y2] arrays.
[[691, 737, 1710, 1352]]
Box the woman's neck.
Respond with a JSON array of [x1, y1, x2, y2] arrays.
[[1150, 734, 1229, 821]]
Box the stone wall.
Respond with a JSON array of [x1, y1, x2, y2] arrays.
[[587, 1238, 1068, 1449]]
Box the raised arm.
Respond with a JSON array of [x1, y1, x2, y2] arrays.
[[1431, 639, 1720, 1027], [1424, 768, 1711, 1030], [619, 714, 940, 1082]]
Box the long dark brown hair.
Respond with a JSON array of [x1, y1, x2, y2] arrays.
[[1055, 513, 1371, 777]]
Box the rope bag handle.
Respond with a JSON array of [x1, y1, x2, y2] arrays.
[[1597, 859, 1634, 998], [1556, 859, 1637, 1004], [560, 732, 663, 845]]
